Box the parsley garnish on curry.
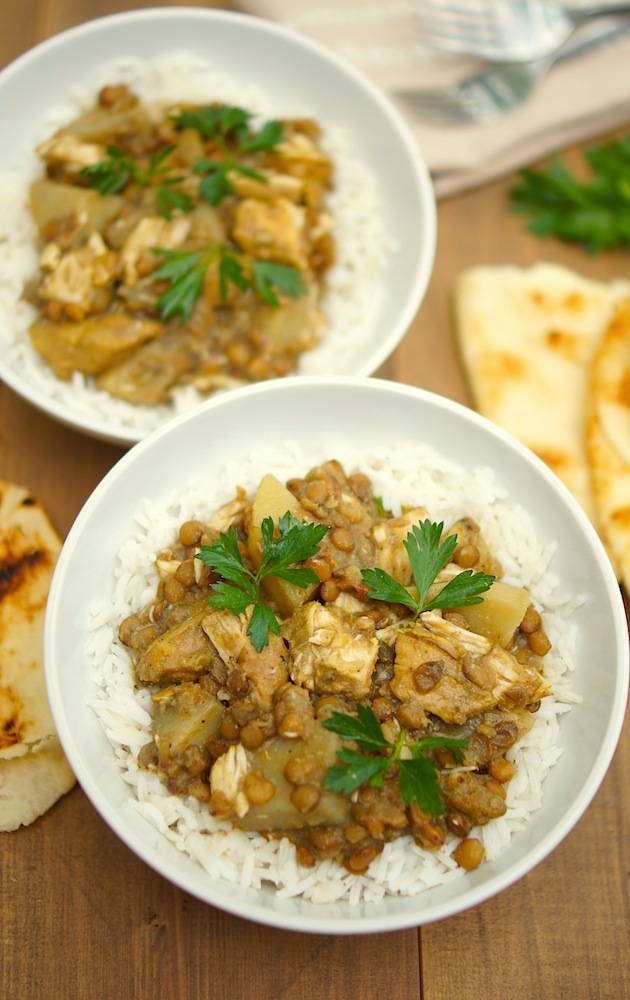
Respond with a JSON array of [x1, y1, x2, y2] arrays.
[[24, 85, 334, 405], [118, 461, 552, 875]]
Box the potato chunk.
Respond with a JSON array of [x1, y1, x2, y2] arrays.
[[248, 474, 318, 616]]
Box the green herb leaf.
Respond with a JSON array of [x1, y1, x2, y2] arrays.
[[509, 134, 630, 252], [207, 581, 256, 616], [413, 736, 468, 765], [251, 260, 307, 306], [156, 184, 194, 219], [241, 119, 284, 153], [173, 104, 253, 144], [397, 755, 444, 815], [80, 145, 139, 194], [322, 703, 391, 751], [152, 242, 307, 320], [152, 248, 210, 322], [362, 519, 494, 619], [360, 566, 418, 612], [323, 750, 390, 796], [248, 602, 281, 651], [259, 513, 327, 578], [174, 104, 284, 156], [421, 567, 496, 613], [218, 251, 250, 301], [322, 705, 468, 816], [196, 511, 327, 651]]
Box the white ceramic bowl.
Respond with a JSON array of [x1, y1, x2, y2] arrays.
[[45, 376, 628, 934], [0, 7, 435, 447]]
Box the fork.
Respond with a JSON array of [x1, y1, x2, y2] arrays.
[[393, 18, 628, 125], [411, 0, 630, 62]]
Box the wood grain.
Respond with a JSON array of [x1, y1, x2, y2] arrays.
[[0, 3, 628, 998]]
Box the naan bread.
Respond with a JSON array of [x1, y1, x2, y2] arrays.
[[0, 480, 75, 830], [587, 297, 630, 594], [454, 263, 630, 528]]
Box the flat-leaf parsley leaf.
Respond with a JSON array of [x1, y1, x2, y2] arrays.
[[361, 519, 494, 619], [196, 514, 328, 651], [322, 705, 467, 815]]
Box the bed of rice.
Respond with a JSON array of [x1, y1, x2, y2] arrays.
[[0, 56, 388, 439], [85, 441, 581, 905]]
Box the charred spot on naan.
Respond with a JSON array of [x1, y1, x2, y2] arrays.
[[0, 480, 76, 827], [0, 544, 54, 606]]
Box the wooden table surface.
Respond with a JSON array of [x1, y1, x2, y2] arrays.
[[1, 2, 629, 998]]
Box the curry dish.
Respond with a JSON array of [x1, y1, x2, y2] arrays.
[[119, 461, 552, 874], [24, 85, 335, 406]]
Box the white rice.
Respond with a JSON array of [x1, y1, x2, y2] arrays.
[[0, 56, 389, 438], [86, 441, 580, 904]]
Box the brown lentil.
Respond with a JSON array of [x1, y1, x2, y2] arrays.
[[290, 784, 321, 814], [452, 837, 485, 870], [277, 713, 305, 739], [520, 604, 542, 634], [284, 756, 316, 785], [320, 579, 340, 603], [488, 757, 515, 783], [330, 526, 355, 552], [163, 577, 186, 604], [346, 844, 378, 874], [527, 628, 551, 656], [179, 520, 205, 547], [243, 771, 275, 805], [454, 543, 480, 568]]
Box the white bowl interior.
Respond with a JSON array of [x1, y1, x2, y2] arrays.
[[0, 7, 436, 447], [45, 377, 629, 933]]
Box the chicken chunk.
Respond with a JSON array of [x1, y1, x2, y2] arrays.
[[282, 602, 378, 699], [120, 215, 192, 285], [37, 231, 118, 312], [370, 507, 428, 586], [210, 743, 251, 819], [442, 771, 507, 826], [202, 607, 289, 708], [36, 129, 106, 171], [231, 196, 309, 270], [392, 611, 549, 725], [135, 602, 219, 684]]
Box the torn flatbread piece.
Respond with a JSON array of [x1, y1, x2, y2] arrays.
[[454, 262, 630, 530], [0, 480, 75, 830], [587, 297, 630, 594]]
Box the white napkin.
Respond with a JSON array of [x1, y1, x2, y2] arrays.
[[234, 0, 630, 197]]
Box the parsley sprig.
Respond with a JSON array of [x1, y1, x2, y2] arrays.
[[196, 513, 328, 652], [361, 519, 494, 619], [509, 133, 630, 253], [80, 145, 193, 219], [151, 244, 306, 321], [173, 103, 285, 206], [322, 704, 467, 815]]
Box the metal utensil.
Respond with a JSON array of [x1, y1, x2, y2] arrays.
[[393, 18, 628, 125], [411, 0, 630, 62]]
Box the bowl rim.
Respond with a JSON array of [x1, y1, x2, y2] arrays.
[[0, 6, 436, 448], [44, 376, 630, 933]]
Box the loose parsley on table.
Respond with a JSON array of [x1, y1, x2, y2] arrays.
[[361, 519, 494, 618], [509, 133, 630, 253], [151, 244, 306, 321], [195, 513, 328, 652], [322, 704, 467, 816]]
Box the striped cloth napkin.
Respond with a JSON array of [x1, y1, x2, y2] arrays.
[[234, 0, 630, 197]]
